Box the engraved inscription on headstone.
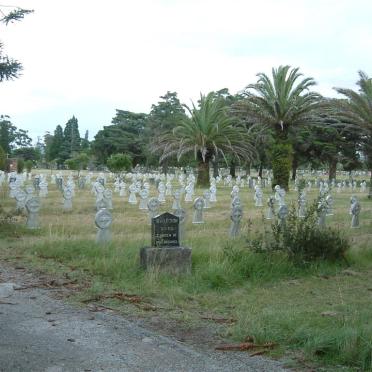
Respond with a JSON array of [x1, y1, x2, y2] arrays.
[[151, 212, 179, 247]]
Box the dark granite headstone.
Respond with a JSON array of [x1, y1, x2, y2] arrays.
[[151, 212, 179, 247], [141, 212, 191, 274]]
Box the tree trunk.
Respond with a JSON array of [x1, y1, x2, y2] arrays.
[[258, 163, 263, 178], [271, 141, 292, 191], [197, 160, 210, 187], [329, 159, 337, 182], [369, 170, 372, 199], [161, 160, 168, 175], [245, 161, 251, 176], [229, 160, 236, 178], [291, 156, 298, 181], [212, 154, 219, 178], [212, 160, 219, 178]]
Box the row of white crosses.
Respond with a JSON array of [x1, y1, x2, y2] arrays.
[[269, 182, 362, 229], [222, 174, 271, 189], [5, 171, 366, 233], [336, 180, 368, 193], [7, 173, 48, 217], [91, 171, 360, 242], [302, 178, 368, 194], [5, 175, 41, 229]]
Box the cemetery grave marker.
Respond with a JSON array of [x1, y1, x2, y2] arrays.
[[266, 196, 275, 220], [229, 205, 243, 238], [63, 189, 73, 211], [139, 188, 149, 210], [15, 189, 27, 211], [192, 197, 205, 224], [298, 191, 307, 218], [351, 197, 361, 228], [140, 212, 191, 274], [103, 189, 113, 210], [147, 197, 160, 225], [278, 204, 288, 228], [317, 198, 327, 227], [151, 212, 179, 247], [95, 208, 112, 244], [174, 207, 186, 244], [26, 197, 41, 229]]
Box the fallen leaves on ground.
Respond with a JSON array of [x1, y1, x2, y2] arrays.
[[250, 350, 268, 357], [14, 279, 79, 291], [82, 292, 157, 312], [82, 292, 142, 304], [215, 341, 276, 353]]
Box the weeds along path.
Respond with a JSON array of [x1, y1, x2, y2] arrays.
[[0, 263, 286, 372]]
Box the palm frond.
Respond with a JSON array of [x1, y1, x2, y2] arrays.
[[151, 91, 257, 164]]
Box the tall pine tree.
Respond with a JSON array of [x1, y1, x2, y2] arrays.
[[81, 130, 90, 152], [48, 125, 64, 164], [61, 116, 81, 160]]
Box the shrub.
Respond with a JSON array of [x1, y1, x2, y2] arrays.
[[107, 153, 132, 173], [16, 158, 24, 173], [64, 153, 89, 175], [25, 160, 33, 173], [247, 200, 349, 265]]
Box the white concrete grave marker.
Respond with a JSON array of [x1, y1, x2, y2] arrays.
[[139, 188, 149, 210], [266, 196, 275, 220], [229, 205, 243, 238], [63, 188, 73, 211], [351, 197, 361, 228], [192, 197, 205, 224], [147, 197, 160, 225], [95, 208, 112, 244], [103, 189, 113, 210], [172, 189, 182, 210], [26, 197, 41, 229]]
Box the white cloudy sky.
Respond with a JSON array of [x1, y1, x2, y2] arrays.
[[1, 0, 372, 142]]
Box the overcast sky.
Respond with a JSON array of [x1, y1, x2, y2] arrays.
[[1, 0, 372, 143]]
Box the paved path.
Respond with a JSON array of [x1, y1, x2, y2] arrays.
[[0, 265, 286, 372]]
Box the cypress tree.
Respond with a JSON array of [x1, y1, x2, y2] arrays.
[[62, 116, 81, 158], [0, 145, 6, 171]]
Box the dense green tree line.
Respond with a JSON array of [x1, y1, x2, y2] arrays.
[[8, 80, 368, 189], [1, 80, 368, 189]]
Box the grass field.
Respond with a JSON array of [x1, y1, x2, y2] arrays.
[[1, 170, 372, 371]]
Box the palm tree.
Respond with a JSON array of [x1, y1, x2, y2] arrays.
[[152, 92, 256, 187], [334, 71, 372, 198], [237, 65, 322, 190]]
